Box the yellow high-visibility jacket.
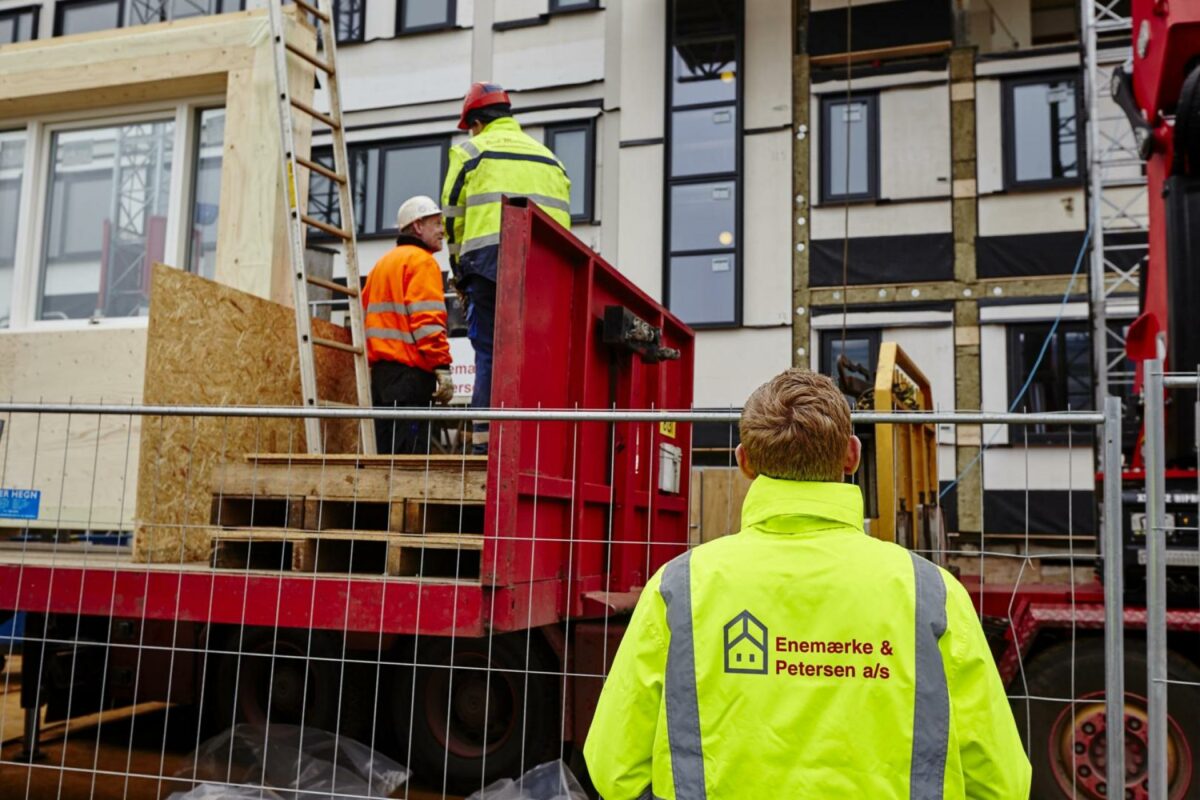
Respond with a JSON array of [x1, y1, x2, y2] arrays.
[[441, 117, 571, 284], [584, 476, 1030, 800]]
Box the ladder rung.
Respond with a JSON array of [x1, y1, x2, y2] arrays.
[[286, 42, 335, 75], [301, 214, 351, 239], [291, 98, 340, 130], [306, 274, 358, 297], [297, 156, 346, 184], [313, 337, 364, 356], [293, 0, 329, 23]]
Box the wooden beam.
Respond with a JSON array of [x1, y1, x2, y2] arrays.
[[807, 274, 1089, 307], [809, 40, 953, 68], [792, 47, 811, 368]]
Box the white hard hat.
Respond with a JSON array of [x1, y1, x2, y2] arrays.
[[396, 195, 442, 231]]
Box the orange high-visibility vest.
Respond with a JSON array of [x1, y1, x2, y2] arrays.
[[362, 240, 451, 372]]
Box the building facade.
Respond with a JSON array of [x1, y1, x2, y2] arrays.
[[0, 0, 1140, 545]]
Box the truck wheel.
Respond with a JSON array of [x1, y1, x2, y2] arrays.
[[211, 628, 340, 733], [395, 633, 558, 794], [1017, 639, 1200, 800]]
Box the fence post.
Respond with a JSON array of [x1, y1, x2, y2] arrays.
[[1102, 395, 1125, 794], [1144, 358, 1168, 799]]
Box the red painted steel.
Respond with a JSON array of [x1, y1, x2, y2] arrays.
[[487, 199, 695, 624]]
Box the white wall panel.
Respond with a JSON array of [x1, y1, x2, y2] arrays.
[[880, 85, 950, 200], [811, 199, 952, 238], [744, 0, 790, 130], [337, 31, 472, 111], [975, 78, 1003, 194], [620, 0, 665, 140], [363, 0, 396, 40], [616, 144, 663, 300], [984, 448, 1096, 491], [693, 328, 793, 408], [978, 189, 1086, 236], [493, 12, 604, 91], [495, 0, 548, 24], [742, 130, 792, 326]]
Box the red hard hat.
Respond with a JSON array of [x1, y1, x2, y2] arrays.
[[458, 82, 511, 130]]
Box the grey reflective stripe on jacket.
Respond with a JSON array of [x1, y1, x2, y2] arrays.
[[464, 191, 572, 214], [365, 324, 446, 344], [460, 232, 502, 255], [908, 552, 949, 800], [366, 301, 446, 315], [659, 551, 708, 800]]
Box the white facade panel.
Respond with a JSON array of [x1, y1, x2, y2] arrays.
[[693, 327, 793, 408], [619, 0, 665, 141], [742, 130, 792, 327], [494, 0, 548, 24], [978, 189, 1086, 236], [336, 31, 473, 111], [984, 448, 1096, 491], [615, 144, 664, 300], [811, 199, 952, 239], [880, 85, 951, 200], [975, 78, 1004, 194], [744, 0, 791, 130], [493, 12, 605, 91]]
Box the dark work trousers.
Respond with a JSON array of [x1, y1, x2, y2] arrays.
[[465, 278, 496, 454], [371, 361, 437, 455]]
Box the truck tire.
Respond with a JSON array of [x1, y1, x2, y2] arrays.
[[395, 632, 558, 794], [210, 627, 341, 734], [1016, 638, 1200, 800]]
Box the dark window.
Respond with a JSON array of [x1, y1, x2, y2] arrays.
[[820, 93, 879, 203], [331, 0, 364, 42], [549, 0, 598, 11], [55, 0, 121, 36], [0, 6, 39, 42], [665, 0, 742, 328], [1003, 74, 1082, 189], [545, 121, 595, 223], [1007, 321, 1093, 443], [396, 0, 454, 33], [819, 328, 881, 400], [308, 137, 449, 237]]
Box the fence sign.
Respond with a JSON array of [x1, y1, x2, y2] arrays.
[[0, 488, 40, 520]]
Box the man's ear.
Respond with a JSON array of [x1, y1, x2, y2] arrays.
[[736, 444, 757, 480], [844, 435, 862, 476]]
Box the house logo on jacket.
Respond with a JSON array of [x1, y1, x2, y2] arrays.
[[723, 610, 768, 675]]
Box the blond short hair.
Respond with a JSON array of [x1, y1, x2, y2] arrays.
[[739, 369, 851, 482]]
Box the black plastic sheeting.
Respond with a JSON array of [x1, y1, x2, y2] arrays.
[[810, 234, 954, 286]]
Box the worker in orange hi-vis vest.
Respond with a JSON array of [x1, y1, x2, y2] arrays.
[[362, 195, 454, 454]]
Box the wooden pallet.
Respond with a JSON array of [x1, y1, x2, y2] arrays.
[[209, 527, 483, 578], [206, 453, 488, 577]]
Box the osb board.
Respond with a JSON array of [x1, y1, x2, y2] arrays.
[[0, 328, 147, 531], [133, 264, 361, 563], [689, 467, 754, 545]]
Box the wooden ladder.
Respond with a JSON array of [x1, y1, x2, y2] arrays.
[[267, 0, 375, 455]]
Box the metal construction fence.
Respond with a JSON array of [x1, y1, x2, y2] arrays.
[[0, 393, 1190, 799]]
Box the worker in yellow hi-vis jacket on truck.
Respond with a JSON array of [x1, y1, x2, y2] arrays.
[[584, 369, 1030, 800], [442, 82, 571, 454]]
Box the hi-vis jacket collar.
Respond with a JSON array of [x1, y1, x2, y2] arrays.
[[739, 476, 865, 535], [476, 116, 522, 136]]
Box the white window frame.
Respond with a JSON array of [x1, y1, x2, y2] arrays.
[[3, 97, 221, 332]]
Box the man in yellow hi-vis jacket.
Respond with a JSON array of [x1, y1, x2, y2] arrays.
[[584, 369, 1030, 799]]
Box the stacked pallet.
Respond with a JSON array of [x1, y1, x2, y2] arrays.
[[205, 453, 488, 579]]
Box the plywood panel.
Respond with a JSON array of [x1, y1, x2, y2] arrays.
[[133, 264, 361, 563], [689, 468, 753, 544], [0, 328, 146, 532]]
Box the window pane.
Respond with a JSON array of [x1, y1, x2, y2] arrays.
[[549, 128, 588, 218], [403, 0, 451, 29], [670, 180, 736, 252], [40, 120, 174, 320], [334, 0, 364, 41], [1012, 80, 1078, 183], [827, 99, 871, 198], [1063, 328, 1093, 410], [17, 10, 36, 40], [0, 131, 25, 329], [669, 254, 735, 325], [167, 0, 217, 21], [552, 0, 594, 9], [828, 336, 874, 374], [58, 0, 120, 35], [380, 144, 443, 232], [189, 109, 224, 280], [671, 39, 737, 106], [307, 151, 340, 230], [671, 106, 735, 177]]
